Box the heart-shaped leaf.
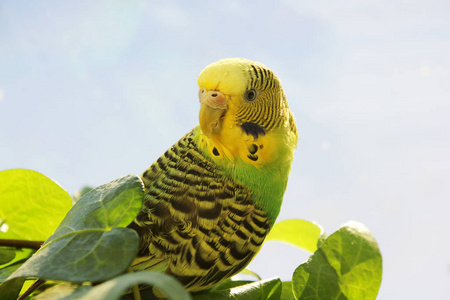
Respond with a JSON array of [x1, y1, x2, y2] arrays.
[[265, 219, 325, 253], [0, 249, 15, 265], [8, 175, 144, 283], [0, 169, 72, 241], [292, 221, 382, 300]]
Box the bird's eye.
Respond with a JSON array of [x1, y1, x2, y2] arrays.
[[244, 89, 258, 102]]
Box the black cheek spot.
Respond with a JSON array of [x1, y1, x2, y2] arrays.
[[259, 144, 264, 149], [248, 144, 258, 155], [212, 147, 220, 156], [247, 154, 258, 161], [240, 122, 266, 140]]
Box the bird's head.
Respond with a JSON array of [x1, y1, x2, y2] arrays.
[[197, 58, 298, 168]]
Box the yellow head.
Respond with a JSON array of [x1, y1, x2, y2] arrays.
[[197, 58, 298, 168]]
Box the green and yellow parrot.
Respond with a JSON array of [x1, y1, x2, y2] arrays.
[[129, 58, 298, 292]]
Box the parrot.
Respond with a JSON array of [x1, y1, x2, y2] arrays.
[[128, 58, 298, 293]]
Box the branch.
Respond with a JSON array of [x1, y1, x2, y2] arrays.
[[0, 239, 44, 250], [18, 279, 45, 300]]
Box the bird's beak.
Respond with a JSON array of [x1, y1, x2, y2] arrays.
[[198, 88, 227, 137]]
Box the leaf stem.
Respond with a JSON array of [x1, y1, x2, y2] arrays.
[[132, 284, 142, 300], [127, 268, 142, 300], [0, 239, 43, 250], [17, 279, 45, 300]]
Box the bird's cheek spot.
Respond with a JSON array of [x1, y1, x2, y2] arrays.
[[212, 147, 220, 156], [248, 144, 258, 155], [247, 154, 258, 161]]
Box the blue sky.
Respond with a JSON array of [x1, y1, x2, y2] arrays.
[[1, 1, 449, 298]]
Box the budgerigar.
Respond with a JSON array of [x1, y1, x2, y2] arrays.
[[128, 58, 298, 292]]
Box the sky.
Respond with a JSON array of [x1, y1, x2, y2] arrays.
[[1, 1, 449, 298]]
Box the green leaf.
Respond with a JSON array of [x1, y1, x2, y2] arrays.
[[77, 271, 191, 300], [280, 281, 295, 300], [292, 221, 382, 300], [50, 175, 144, 239], [0, 259, 28, 283], [11, 228, 139, 283], [0, 277, 25, 300], [266, 219, 324, 253], [209, 280, 253, 292], [192, 277, 282, 300], [0, 248, 34, 282], [7, 175, 144, 283], [0, 169, 72, 241], [238, 268, 262, 281], [33, 283, 92, 300], [0, 249, 15, 265], [72, 186, 93, 203]]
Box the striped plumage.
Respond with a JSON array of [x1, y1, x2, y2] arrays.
[[129, 128, 270, 291], [129, 58, 297, 292]]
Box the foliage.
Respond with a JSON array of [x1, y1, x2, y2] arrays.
[[8, 174, 143, 283], [0, 169, 382, 299], [0, 169, 72, 241]]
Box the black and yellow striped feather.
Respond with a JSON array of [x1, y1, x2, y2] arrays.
[[129, 127, 271, 292]]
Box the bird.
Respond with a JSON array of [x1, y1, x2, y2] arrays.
[[128, 58, 298, 293]]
